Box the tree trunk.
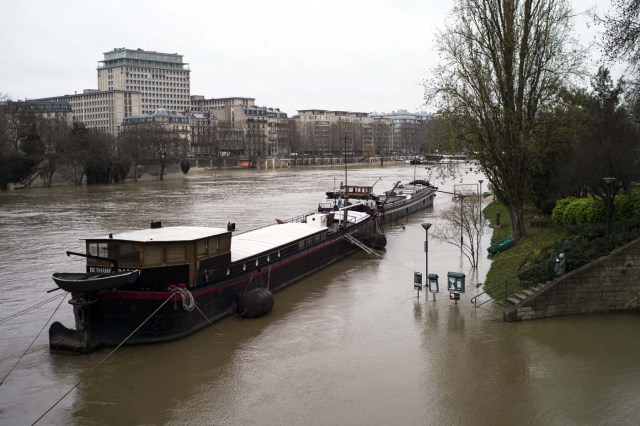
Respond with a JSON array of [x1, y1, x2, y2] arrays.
[[46, 170, 54, 188], [508, 202, 526, 238]]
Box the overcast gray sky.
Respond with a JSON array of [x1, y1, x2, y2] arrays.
[[1, 0, 615, 116]]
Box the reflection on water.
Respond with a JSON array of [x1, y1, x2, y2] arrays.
[[1, 165, 639, 425]]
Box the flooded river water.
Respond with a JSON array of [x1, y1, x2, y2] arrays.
[[1, 164, 639, 425]]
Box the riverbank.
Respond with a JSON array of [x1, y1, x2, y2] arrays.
[[5, 157, 415, 190], [482, 202, 567, 300]]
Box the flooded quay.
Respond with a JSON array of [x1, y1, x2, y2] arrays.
[[1, 165, 639, 425]]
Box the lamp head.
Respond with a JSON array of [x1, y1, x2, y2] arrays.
[[602, 177, 616, 185], [421, 223, 432, 231]]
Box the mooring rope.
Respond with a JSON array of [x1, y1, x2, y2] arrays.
[[172, 287, 195, 311], [31, 293, 175, 426], [0, 292, 67, 326], [0, 292, 68, 387], [192, 303, 221, 333]]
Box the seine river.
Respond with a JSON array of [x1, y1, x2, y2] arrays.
[[1, 164, 639, 425]]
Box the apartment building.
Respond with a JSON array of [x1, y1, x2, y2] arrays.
[[294, 110, 391, 156], [36, 89, 141, 136], [295, 110, 331, 154], [189, 113, 217, 157], [190, 96, 255, 122], [122, 108, 190, 142], [98, 48, 191, 115], [191, 96, 289, 157], [370, 110, 432, 154], [2, 100, 74, 126]]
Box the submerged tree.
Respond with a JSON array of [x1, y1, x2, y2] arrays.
[[432, 195, 486, 269], [37, 117, 71, 187], [426, 0, 584, 238]]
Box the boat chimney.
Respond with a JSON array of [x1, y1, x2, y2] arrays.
[[150, 221, 162, 229], [109, 233, 113, 239]]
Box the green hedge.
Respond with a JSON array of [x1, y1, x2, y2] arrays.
[[551, 189, 640, 225]]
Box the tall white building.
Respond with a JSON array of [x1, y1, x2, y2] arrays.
[[98, 48, 191, 115]]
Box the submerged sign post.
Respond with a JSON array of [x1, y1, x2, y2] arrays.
[[428, 273, 439, 300], [414, 271, 423, 296], [447, 272, 466, 304]]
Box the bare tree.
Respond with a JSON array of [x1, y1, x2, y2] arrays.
[[432, 195, 486, 269], [147, 125, 188, 180], [0, 93, 12, 152], [425, 0, 584, 238], [36, 117, 71, 187], [118, 124, 151, 182]]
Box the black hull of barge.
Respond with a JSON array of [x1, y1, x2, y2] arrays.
[[380, 189, 436, 224], [50, 223, 376, 353]]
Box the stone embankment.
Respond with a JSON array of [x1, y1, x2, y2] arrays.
[[503, 237, 640, 321]]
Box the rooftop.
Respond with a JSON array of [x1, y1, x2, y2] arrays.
[[89, 226, 228, 243]]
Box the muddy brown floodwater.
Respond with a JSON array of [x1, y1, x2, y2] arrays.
[[1, 164, 639, 425]]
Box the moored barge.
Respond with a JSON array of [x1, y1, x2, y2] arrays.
[[320, 180, 437, 223], [49, 206, 380, 353]]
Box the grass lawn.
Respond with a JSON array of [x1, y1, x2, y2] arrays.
[[483, 202, 567, 300]]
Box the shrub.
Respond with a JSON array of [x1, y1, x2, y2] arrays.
[[551, 197, 575, 224], [563, 198, 591, 225], [552, 197, 605, 225]]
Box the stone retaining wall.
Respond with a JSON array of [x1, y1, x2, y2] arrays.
[[505, 237, 640, 321]]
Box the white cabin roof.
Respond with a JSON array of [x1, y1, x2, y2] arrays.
[[90, 226, 228, 243], [231, 223, 326, 262]]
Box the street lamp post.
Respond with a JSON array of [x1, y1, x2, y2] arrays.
[[421, 223, 432, 297], [459, 195, 465, 246], [602, 177, 616, 250], [478, 179, 484, 219]]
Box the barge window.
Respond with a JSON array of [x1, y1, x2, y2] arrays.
[[89, 242, 109, 258], [115, 243, 141, 264]]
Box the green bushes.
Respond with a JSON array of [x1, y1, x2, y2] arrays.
[[551, 189, 640, 225], [550, 197, 574, 224]]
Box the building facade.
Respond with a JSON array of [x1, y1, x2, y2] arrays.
[[122, 108, 190, 142], [370, 110, 432, 154], [98, 48, 191, 115], [294, 110, 391, 156], [35, 90, 141, 136], [191, 96, 289, 157], [3, 100, 74, 126], [189, 113, 217, 157]]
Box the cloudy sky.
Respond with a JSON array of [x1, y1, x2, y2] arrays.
[[1, 0, 616, 116]]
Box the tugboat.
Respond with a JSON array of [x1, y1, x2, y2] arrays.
[[49, 206, 383, 353]]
